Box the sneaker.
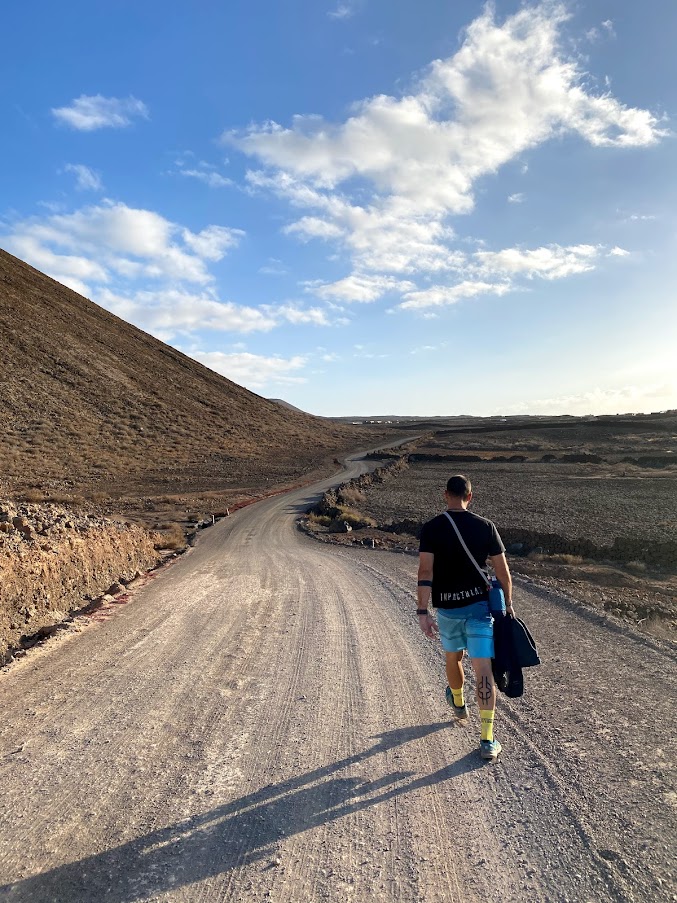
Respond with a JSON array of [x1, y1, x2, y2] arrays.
[[445, 685, 468, 720], [480, 739, 502, 761]]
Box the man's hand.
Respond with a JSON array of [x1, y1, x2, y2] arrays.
[[418, 613, 439, 639], [505, 601, 515, 617]]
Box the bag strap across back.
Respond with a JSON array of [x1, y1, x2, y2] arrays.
[[443, 511, 490, 587]]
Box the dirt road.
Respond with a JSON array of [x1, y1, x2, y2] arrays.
[[0, 459, 675, 902]]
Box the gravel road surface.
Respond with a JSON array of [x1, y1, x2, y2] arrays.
[[0, 457, 675, 902]]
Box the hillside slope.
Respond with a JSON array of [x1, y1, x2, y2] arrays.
[[0, 249, 375, 509]]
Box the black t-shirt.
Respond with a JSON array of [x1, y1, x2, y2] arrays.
[[419, 510, 505, 609]]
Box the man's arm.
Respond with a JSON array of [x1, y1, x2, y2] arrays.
[[489, 552, 514, 615], [417, 552, 438, 638]]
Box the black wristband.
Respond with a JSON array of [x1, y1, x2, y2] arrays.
[[416, 608, 430, 616], [417, 580, 433, 587]]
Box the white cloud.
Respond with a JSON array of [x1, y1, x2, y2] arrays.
[[507, 193, 524, 204], [395, 241, 628, 311], [3, 201, 243, 293], [182, 225, 244, 260], [473, 243, 601, 280], [626, 213, 656, 223], [399, 280, 511, 310], [284, 217, 345, 241], [472, 243, 630, 279], [228, 3, 662, 196], [188, 350, 307, 389], [225, 3, 664, 287], [97, 288, 276, 340], [308, 273, 415, 303], [64, 164, 103, 191], [273, 304, 333, 326], [52, 95, 149, 131]]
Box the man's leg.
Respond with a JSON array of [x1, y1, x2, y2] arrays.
[[444, 650, 468, 719], [437, 615, 469, 719], [471, 657, 501, 759], [446, 650, 464, 691]]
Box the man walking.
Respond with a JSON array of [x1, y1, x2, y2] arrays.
[[416, 475, 513, 761]]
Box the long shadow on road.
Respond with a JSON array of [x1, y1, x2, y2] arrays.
[[0, 722, 483, 902]]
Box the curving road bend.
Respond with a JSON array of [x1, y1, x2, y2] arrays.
[[0, 457, 675, 902]]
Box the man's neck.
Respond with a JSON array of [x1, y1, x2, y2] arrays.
[[446, 503, 468, 512]]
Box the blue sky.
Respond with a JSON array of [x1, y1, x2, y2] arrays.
[[2, 1, 676, 416]]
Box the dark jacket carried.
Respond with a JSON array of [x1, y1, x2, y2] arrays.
[[492, 614, 541, 698]]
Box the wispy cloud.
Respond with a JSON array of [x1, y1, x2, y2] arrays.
[[507, 192, 525, 204], [187, 350, 307, 389], [63, 163, 103, 191], [410, 343, 447, 355], [585, 18, 615, 42], [503, 383, 674, 416], [473, 243, 605, 280], [179, 168, 232, 188], [395, 242, 626, 311], [307, 273, 415, 303], [621, 212, 656, 223], [52, 95, 149, 131], [258, 258, 288, 276], [272, 304, 335, 326], [173, 159, 233, 188], [328, 3, 354, 20], [399, 281, 511, 311], [98, 288, 277, 340]]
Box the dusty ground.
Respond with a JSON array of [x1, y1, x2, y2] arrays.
[[0, 462, 674, 902]]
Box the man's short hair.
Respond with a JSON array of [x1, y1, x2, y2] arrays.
[[446, 474, 472, 499]]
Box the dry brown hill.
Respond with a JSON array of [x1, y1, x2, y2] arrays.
[[0, 249, 382, 523]]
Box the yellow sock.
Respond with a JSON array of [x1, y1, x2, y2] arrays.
[[451, 687, 465, 707], [480, 710, 495, 742]]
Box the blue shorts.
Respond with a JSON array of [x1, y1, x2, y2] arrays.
[[436, 601, 494, 659]]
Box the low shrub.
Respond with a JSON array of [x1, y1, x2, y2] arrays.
[[335, 506, 376, 528], [153, 522, 187, 551], [307, 512, 333, 527], [338, 486, 366, 507], [625, 560, 647, 574], [548, 553, 584, 565]]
